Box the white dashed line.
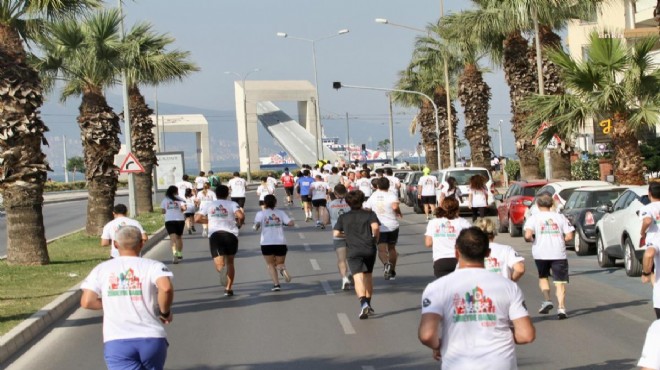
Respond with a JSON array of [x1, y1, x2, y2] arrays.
[[597, 301, 648, 324], [337, 313, 356, 335], [310, 259, 321, 270], [298, 232, 306, 240], [320, 280, 335, 296], [303, 243, 311, 251]]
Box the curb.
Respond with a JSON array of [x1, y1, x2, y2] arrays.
[[0, 225, 168, 365]]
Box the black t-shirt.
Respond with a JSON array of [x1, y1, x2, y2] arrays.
[[334, 210, 380, 257]]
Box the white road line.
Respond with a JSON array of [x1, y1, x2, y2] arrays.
[[303, 243, 311, 251], [362, 366, 375, 370], [597, 301, 648, 324], [298, 232, 306, 240], [310, 259, 321, 270], [321, 280, 335, 296], [337, 313, 356, 335]]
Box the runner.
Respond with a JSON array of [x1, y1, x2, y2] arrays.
[[194, 171, 208, 193], [474, 217, 526, 281], [195, 183, 217, 237], [160, 186, 187, 264], [254, 194, 294, 291], [438, 176, 461, 205], [227, 172, 247, 209], [195, 185, 245, 297], [640, 182, 660, 318], [364, 177, 402, 280], [280, 167, 296, 205], [355, 170, 373, 200], [295, 169, 315, 222], [468, 174, 490, 222], [266, 172, 278, 191], [183, 188, 197, 235], [384, 167, 401, 198], [310, 174, 330, 229], [638, 319, 660, 370], [417, 167, 438, 221], [256, 176, 274, 210], [100, 204, 148, 259], [327, 184, 353, 290], [424, 197, 472, 278], [207, 170, 221, 188], [342, 171, 356, 192], [175, 174, 194, 199], [333, 190, 380, 319]]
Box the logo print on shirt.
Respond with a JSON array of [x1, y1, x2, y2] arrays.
[[452, 285, 497, 326], [485, 257, 501, 273], [434, 221, 456, 238], [264, 213, 282, 227], [108, 268, 143, 300], [539, 218, 560, 235], [423, 298, 431, 308], [210, 204, 229, 218]]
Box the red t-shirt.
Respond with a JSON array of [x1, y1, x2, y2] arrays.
[[281, 174, 295, 187]]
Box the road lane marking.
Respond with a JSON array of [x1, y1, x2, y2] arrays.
[[321, 280, 335, 296], [337, 313, 356, 335], [597, 301, 648, 324], [310, 259, 321, 270], [304, 243, 311, 251], [298, 232, 306, 240]]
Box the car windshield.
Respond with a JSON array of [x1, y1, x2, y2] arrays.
[[447, 170, 490, 185], [641, 195, 650, 206], [522, 185, 543, 197], [587, 190, 627, 208], [394, 173, 407, 180]]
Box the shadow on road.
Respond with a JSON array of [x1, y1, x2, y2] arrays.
[[560, 358, 638, 370]]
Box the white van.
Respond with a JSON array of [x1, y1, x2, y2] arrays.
[[436, 167, 496, 211]]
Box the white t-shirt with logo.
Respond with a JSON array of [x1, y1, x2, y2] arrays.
[[640, 202, 660, 247], [418, 175, 438, 196], [267, 176, 278, 189], [80, 256, 173, 343], [175, 181, 193, 199], [425, 217, 473, 260], [101, 217, 146, 258], [228, 177, 247, 198], [469, 187, 489, 208], [386, 175, 400, 196], [355, 178, 373, 197], [364, 190, 400, 232], [199, 200, 241, 237], [486, 242, 525, 280], [524, 211, 574, 260], [256, 184, 274, 201], [184, 197, 196, 214], [196, 190, 217, 212], [160, 198, 185, 222], [421, 268, 529, 370], [310, 181, 329, 200], [254, 209, 292, 245], [638, 320, 660, 369], [194, 176, 208, 189], [328, 198, 351, 239]]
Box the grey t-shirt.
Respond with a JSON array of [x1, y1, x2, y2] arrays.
[[334, 209, 380, 257]]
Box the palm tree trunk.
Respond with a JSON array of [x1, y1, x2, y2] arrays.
[[128, 85, 156, 214], [0, 24, 50, 265], [418, 101, 439, 170], [432, 86, 458, 169], [612, 113, 646, 185], [79, 89, 121, 235], [459, 64, 493, 168]]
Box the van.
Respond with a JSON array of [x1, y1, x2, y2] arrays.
[[436, 167, 495, 211]]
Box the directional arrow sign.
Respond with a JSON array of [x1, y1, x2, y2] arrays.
[[119, 152, 145, 174]]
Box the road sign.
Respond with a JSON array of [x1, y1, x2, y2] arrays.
[[532, 122, 562, 149], [119, 152, 145, 174]]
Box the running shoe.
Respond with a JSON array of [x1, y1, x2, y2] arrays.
[[538, 301, 554, 314], [315, 221, 321, 228], [368, 306, 375, 315], [359, 302, 369, 320], [280, 268, 292, 283], [305, 217, 311, 222], [176, 252, 183, 260], [389, 269, 396, 280], [224, 289, 234, 297], [202, 230, 207, 237], [191, 226, 196, 232], [271, 285, 281, 292], [188, 229, 192, 235], [341, 277, 351, 291], [557, 309, 568, 320], [172, 254, 179, 264], [320, 224, 325, 230], [218, 267, 228, 286], [384, 263, 392, 280]]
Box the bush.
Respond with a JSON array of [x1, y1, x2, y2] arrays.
[[571, 158, 600, 180], [504, 160, 520, 181]]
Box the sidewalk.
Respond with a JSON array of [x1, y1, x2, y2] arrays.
[[43, 188, 129, 204]]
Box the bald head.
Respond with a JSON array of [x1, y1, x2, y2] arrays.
[[115, 226, 143, 251]]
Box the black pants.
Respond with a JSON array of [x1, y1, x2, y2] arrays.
[[471, 207, 486, 222]]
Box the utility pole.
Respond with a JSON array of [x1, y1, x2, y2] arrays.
[[63, 135, 69, 183], [118, 0, 136, 216], [388, 94, 395, 165], [345, 112, 350, 160], [154, 89, 161, 152], [498, 120, 504, 157], [533, 8, 552, 180]]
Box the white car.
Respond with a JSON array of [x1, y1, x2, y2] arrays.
[[595, 186, 650, 276], [436, 167, 495, 211], [524, 180, 611, 219]]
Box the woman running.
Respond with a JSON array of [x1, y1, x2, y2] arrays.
[[161, 185, 187, 264], [254, 194, 294, 291], [473, 217, 526, 281], [184, 188, 196, 235], [467, 174, 489, 222], [439, 176, 461, 205], [256, 176, 274, 210], [196, 183, 217, 237], [424, 197, 472, 278]]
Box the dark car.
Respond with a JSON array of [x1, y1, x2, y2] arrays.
[[495, 180, 547, 237], [404, 171, 424, 210], [561, 186, 630, 256]]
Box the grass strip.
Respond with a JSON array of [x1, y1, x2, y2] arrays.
[[0, 209, 164, 336]]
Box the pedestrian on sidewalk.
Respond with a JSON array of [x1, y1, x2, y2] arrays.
[[639, 182, 660, 318], [364, 177, 402, 281], [161, 186, 187, 264], [195, 185, 245, 297], [425, 197, 472, 278], [474, 217, 526, 281], [196, 183, 217, 237], [310, 174, 329, 229], [227, 172, 247, 209], [524, 191, 574, 320], [101, 203, 148, 259], [419, 227, 535, 368], [333, 190, 380, 319], [327, 184, 353, 290], [81, 226, 174, 370], [183, 188, 197, 235], [254, 194, 294, 291]]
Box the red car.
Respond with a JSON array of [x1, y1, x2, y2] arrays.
[[495, 180, 548, 237]]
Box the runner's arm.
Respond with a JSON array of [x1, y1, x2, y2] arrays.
[[418, 312, 442, 361], [392, 202, 402, 218], [424, 236, 433, 249], [511, 262, 525, 282], [156, 276, 174, 324], [371, 221, 380, 242], [564, 230, 574, 243], [194, 213, 207, 224], [80, 289, 103, 310], [642, 247, 656, 284], [511, 316, 535, 344], [235, 209, 245, 227], [101, 238, 111, 247], [641, 217, 652, 239]]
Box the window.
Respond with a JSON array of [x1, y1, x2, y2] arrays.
[[589, 190, 627, 208], [564, 192, 580, 210], [522, 185, 543, 197], [613, 191, 632, 211], [581, 46, 590, 62], [448, 170, 491, 185], [539, 185, 556, 195]]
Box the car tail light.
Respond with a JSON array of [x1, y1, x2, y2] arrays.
[[584, 211, 595, 226]]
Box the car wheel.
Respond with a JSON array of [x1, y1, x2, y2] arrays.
[[508, 217, 521, 237], [497, 216, 507, 233], [574, 229, 593, 256], [624, 237, 642, 277], [597, 233, 615, 268]]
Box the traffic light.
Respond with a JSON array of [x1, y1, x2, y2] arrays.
[[361, 144, 366, 151]]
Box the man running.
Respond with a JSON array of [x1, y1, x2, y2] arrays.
[[384, 167, 401, 198], [355, 169, 373, 200], [310, 174, 330, 229], [176, 174, 195, 199], [295, 169, 315, 222], [365, 177, 402, 280], [227, 172, 247, 209], [101, 204, 148, 258], [417, 167, 438, 221], [328, 184, 353, 290], [280, 167, 296, 205]]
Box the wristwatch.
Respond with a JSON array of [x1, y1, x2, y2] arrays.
[[642, 271, 653, 276]]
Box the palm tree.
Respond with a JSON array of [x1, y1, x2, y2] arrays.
[[0, 0, 99, 265], [522, 33, 660, 185], [122, 23, 199, 214]]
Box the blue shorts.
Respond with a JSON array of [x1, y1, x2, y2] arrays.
[[104, 337, 168, 370]]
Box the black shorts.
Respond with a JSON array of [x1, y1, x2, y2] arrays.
[[284, 187, 294, 196], [209, 231, 239, 257], [231, 197, 246, 208], [421, 195, 437, 205], [347, 251, 377, 274], [378, 229, 399, 245], [301, 195, 311, 203], [312, 199, 327, 208], [434, 258, 458, 278], [261, 244, 288, 256], [165, 221, 185, 236], [184, 212, 195, 219], [535, 259, 569, 283]]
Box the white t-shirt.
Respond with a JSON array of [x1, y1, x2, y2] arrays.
[[310, 181, 329, 200], [227, 177, 247, 198], [160, 198, 185, 222], [327, 174, 342, 190], [421, 268, 529, 370], [101, 217, 146, 258], [256, 184, 274, 201], [638, 320, 660, 369], [418, 175, 438, 196], [364, 190, 399, 232], [386, 175, 400, 196], [80, 256, 173, 343], [194, 176, 208, 189], [254, 209, 292, 245], [425, 217, 473, 260], [648, 244, 660, 309], [524, 211, 574, 260], [355, 178, 373, 197], [196, 190, 217, 211], [440, 184, 462, 199], [199, 199, 241, 237], [184, 197, 196, 214], [267, 176, 278, 189], [640, 202, 660, 247], [175, 181, 193, 199], [327, 198, 351, 239], [469, 187, 489, 208], [486, 242, 525, 280]]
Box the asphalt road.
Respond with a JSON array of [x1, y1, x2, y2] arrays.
[[2, 191, 656, 370], [0, 195, 128, 257]]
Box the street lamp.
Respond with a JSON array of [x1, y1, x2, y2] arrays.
[[118, 0, 136, 216], [333, 82, 442, 169], [225, 69, 260, 184], [375, 17, 455, 168], [277, 29, 349, 162]]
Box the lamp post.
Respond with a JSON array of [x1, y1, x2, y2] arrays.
[[333, 82, 441, 169], [118, 0, 136, 217], [225, 69, 260, 183], [277, 29, 349, 162], [532, 8, 552, 180], [375, 17, 455, 168]]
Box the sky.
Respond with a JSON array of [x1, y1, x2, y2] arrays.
[[41, 0, 534, 172]]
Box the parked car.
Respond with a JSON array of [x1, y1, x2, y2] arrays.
[[393, 169, 413, 203], [436, 167, 496, 212], [523, 180, 611, 220], [595, 186, 650, 276], [561, 186, 631, 256], [404, 171, 423, 209], [494, 180, 548, 237]]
